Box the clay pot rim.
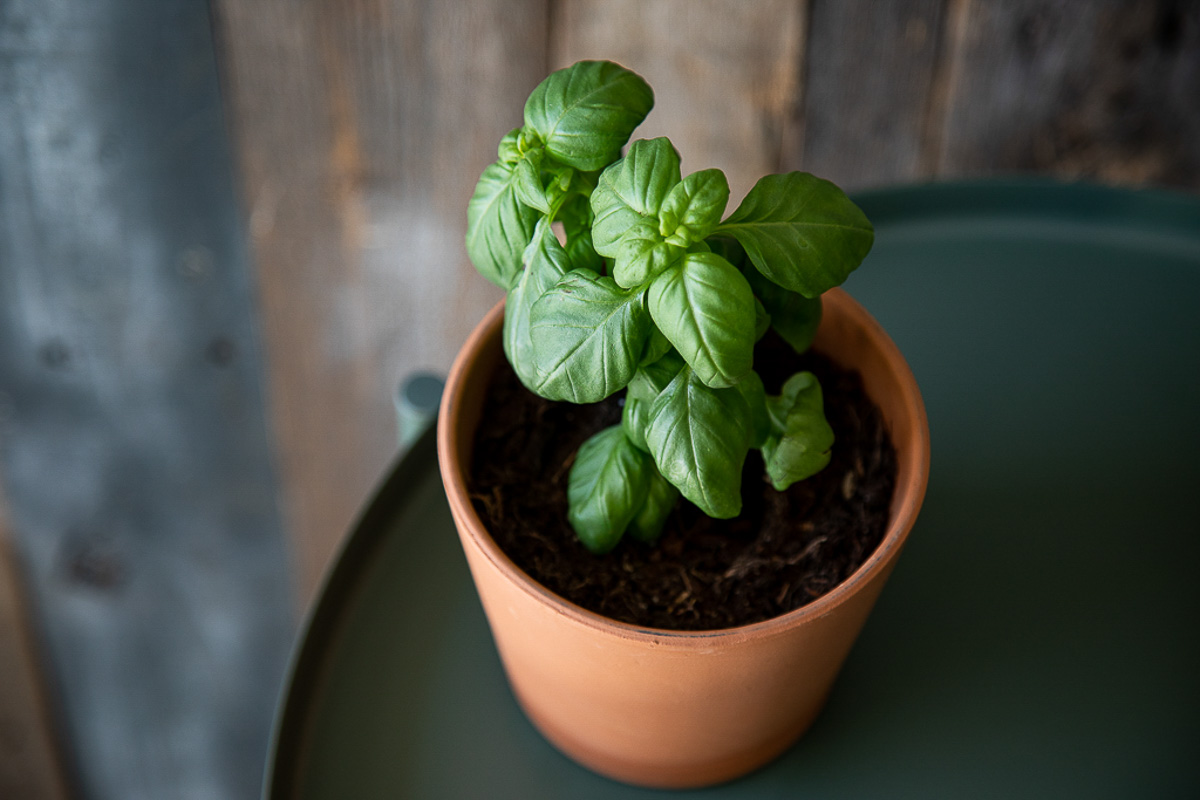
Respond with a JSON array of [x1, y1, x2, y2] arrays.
[[438, 288, 930, 647]]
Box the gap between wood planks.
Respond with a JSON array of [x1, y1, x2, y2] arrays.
[[0, 492, 73, 800]]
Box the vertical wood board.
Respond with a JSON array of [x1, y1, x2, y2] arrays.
[[551, 0, 807, 205], [934, 0, 1200, 186], [0, 0, 295, 797], [213, 0, 551, 603], [793, 0, 948, 190]]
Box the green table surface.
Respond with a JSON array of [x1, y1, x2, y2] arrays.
[[267, 180, 1200, 799]]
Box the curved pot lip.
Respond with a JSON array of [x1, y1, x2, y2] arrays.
[[438, 288, 930, 646]]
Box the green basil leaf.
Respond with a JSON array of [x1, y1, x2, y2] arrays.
[[560, 194, 604, 273], [567, 426, 652, 554], [529, 271, 650, 402], [647, 252, 755, 388], [621, 394, 651, 452], [704, 234, 746, 268], [524, 60, 654, 172], [498, 127, 522, 163], [645, 366, 751, 519], [612, 218, 685, 288], [734, 371, 770, 449], [626, 464, 679, 544], [590, 137, 682, 256], [466, 159, 540, 288], [753, 295, 771, 342], [659, 168, 729, 247], [639, 325, 673, 367], [626, 349, 686, 402], [762, 371, 834, 490], [717, 172, 873, 297], [513, 150, 549, 213], [504, 219, 572, 392], [744, 266, 823, 353]]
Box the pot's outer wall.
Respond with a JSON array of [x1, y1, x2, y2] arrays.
[[438, 290, 930, 789]]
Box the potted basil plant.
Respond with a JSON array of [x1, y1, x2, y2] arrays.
[[438, 60, 930, 789]]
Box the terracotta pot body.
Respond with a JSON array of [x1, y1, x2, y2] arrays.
[[437, 289, 930, 789]]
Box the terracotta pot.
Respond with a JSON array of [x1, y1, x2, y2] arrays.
[[437, 288, 930, 789]]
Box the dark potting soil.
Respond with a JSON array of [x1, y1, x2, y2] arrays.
[[468, 332, 898, 631]]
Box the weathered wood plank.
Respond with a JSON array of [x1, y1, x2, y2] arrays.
[[0, 0, 295, 797], [932, 0, 1200, 187], [551, 0, 807, 204], [791, 0, 948, 190], [213, 0, 551, 602], [0, 497, 71, 800]]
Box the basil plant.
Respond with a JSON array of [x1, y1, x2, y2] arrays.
[[466, 60, 874, 554]]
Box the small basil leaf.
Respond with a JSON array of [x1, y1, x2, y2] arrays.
[[704, 235, 746, 268], [717, 172, 873, 297], [734, 371, 770, 449], [498, 127, 522, 163], [639, 325, 673, 367], [621, 395, 651, 452], [466, 159, 540, 288], [513, 150, 549, 213], [646, 366, 751, 519], [659, 168, 729, 247], [504, 219, 572, 392], [762, 371, 834, 490], [529, 271, 650, 402], [744, 267, 823, 353], [647, 252, 755, 388], [626, 465, 679, 544], [560, 194, 604, 273], [753, 296, 771, 342], [524, 60, 654, 172], [612, 218, 685, 288], [567, 426, 652, 554], [590, 138, 683, 256], [626, 349, 686, 402]]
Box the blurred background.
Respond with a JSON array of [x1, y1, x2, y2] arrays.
[[1, 0, 1197, 797]]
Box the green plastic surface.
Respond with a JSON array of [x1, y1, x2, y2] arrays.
[[268, 180, 1200, 799]]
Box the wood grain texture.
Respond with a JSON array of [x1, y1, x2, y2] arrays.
[[791, 0, 948, 190], [0, 498, 71, 800], [551, 0, 806, 205], [212, 0, 550, 602], [0, 1, 295, 797], [933, 0, 1200, 186]]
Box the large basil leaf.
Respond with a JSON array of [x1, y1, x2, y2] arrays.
[[590, 137, 682, 256], [567, 426, 652, 554], [529, 271, 650, 402], [504, 219, 572, 392], [763, 371, 835, 490], [524, 60, 653, 172], [647, 252, 755, 388], [645, 366, 751, 518], [658, 168, 729, 247], [717, 172, 873, 297], [626, 464, 679, 544], [743, 265, 823, 353], [465, 159, 540, 288]]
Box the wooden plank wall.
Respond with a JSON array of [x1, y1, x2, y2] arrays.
[[0, 0, 295, 798], [0, 1, 1197, 797], [214, 0, 1200, 605]]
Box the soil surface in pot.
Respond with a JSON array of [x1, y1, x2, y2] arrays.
[[468, 332, 897, 631]]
